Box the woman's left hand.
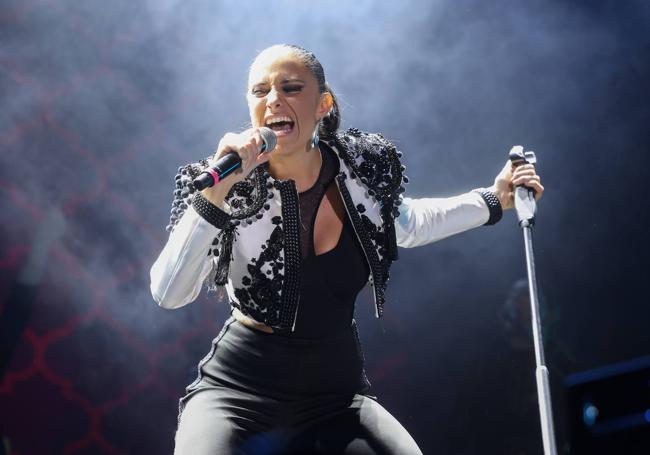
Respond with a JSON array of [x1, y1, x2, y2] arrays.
[[489, 147, 544, 210]]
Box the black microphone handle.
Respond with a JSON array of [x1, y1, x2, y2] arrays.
[[193, 151, 242, 191], [508, 148, 538, 226], [193, 127, 276, 191]]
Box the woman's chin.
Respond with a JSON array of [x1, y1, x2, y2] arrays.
[[273, 132, 303, 153], [273, 142, 297, 155]]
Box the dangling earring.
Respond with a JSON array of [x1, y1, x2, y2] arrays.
[[311, 122, 320, 149]]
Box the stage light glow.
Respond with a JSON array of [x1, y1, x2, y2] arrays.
[[583, 403, 599, 427]]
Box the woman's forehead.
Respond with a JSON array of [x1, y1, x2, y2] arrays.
[[248, 50, 311, 85]]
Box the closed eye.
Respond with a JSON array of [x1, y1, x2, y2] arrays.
[[283, 85, 303, 94], [252, 87, 268, 97], [250, 83, 304, 97]]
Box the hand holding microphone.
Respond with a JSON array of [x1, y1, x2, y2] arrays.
[[489, 146, 544, 212], [197, 127, 277, 207], [508, 146, 541, 226]]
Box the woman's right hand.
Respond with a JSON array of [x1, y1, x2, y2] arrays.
[[200, 128, 272, 207]]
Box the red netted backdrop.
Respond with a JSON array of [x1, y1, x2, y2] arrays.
[[0, 2, 239, 453]]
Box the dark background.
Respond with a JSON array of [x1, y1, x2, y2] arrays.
[[1, 0, 649, 453]]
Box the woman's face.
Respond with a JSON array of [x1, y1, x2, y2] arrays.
[[247, 49, 330, 154]]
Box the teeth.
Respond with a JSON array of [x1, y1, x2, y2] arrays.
[[265, 115, 292, 126]]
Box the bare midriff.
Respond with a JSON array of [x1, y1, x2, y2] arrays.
[[232, 307, 274, 333]]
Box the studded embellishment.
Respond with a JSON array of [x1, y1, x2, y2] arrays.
[[476, 189, 503, 225], [167, 162, 204, 233], [329, 128, 406, 219], [224, 166, 272, 225], [192, 192, 231, 230], [273, 181, 301, 329], [232, 221, 285, 321], [213, 227, 236, 286]]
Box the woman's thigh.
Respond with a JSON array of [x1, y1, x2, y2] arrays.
[[289, 395, 423, 455], [174, 388, 421, 455], [174, 387, 273, 455]]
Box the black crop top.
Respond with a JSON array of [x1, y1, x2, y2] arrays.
[[280, 143, 370, 338]]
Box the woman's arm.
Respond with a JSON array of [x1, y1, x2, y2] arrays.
[[395, 153, 544, 248], [150, 202, 223, 309], [150, 128, 271, 309], [394, 192, 490, 248]]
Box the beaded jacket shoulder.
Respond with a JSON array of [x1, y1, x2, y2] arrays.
[[328, 128, 407, 217]]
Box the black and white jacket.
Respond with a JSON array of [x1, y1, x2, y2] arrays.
[[150, 128, 498, 331]]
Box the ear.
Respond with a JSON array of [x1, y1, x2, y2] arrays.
[[316, 92, 333, 120]]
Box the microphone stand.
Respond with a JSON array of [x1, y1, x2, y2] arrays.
[[509, 149, 558, 455]]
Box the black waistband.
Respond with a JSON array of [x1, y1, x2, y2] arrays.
[[188, 317, 369, 400]]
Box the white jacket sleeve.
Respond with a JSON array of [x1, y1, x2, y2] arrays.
[[394, 191, 490, 248], [150, 206, 219, 309]]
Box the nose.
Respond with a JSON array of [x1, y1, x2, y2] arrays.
[[266, 87, 282, 109]]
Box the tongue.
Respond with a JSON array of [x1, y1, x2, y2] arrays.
[[270, 122, 293, 134]]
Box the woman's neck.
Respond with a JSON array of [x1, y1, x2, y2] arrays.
[[268, 144, 321, 192]]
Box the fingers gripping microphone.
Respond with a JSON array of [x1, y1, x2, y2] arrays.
[[193, 127, 277, 191], [509, 147, 538, 227]]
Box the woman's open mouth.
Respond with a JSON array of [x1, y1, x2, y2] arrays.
[[264, 115, 295, 137]]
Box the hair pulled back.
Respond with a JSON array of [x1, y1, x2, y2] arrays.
[[253, 44, 341, 140]]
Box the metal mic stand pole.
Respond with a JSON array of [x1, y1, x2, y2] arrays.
[[509, 148, 558, 455]]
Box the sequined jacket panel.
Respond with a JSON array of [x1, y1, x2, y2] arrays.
[[150, 128, 490, 331]]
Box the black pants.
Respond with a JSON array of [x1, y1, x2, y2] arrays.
[[174, 317, 422, 454]]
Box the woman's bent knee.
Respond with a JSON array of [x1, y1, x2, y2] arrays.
[[174, 389, 244, 455], [355, 395, 423, 455]]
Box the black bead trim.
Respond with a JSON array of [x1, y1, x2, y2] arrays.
[[167, 162, 205, 232], [191, 192, 232, 229], [477, 190, 503, 225], [336, 174, 385, 316], [273, 180, 301, 330], [384, 208, 399, 261], [214, 227, 235, 286], [224, 166, 270, 223]]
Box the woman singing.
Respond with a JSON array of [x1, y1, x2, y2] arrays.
[[150, 44, 544, 454]]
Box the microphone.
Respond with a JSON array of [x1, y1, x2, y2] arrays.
[[193, 127, 277, 191], [508, 147, 538, 227]]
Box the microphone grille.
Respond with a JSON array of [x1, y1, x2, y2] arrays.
[[258, 127, 277, 153]]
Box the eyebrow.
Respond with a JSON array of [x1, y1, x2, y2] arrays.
[[252, 78, 306, 87]]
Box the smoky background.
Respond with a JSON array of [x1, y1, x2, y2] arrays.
[[0, 0, 648, 453]]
